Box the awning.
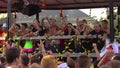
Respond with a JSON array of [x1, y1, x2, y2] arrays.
[[0, 0, 120, 13]]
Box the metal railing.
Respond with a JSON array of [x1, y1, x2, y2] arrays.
[[53, 53, 96, 57], [0, 35, 120, 40]]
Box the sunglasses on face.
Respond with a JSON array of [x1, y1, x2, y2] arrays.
[[67, 26, 71, 28]]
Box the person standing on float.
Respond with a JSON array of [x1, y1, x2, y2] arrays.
[[1, 23, 8, 55], [19, 23, 33, 53], [9, 23, 21, 47]]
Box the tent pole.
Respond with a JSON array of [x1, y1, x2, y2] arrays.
[[7, 0, 12, 39], [36, 13, 39, 20], [109, 0, 114, 43], [118, 6, 120, 33]]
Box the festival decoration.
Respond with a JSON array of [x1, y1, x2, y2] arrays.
[[42, 0, 46, 7], [8, 34, 106, 59], [1, 32, 7, 56], [88, 9, 91, 21], [60, 9, 63, 17], [13, 11, 17, 19], [31, 35, 99, 59]]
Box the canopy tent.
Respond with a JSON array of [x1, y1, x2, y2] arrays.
[[0, 0, 120, 13]]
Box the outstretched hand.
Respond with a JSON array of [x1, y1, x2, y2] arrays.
[[39, 39, 44, 49], [65, 51, 71, 58], [92, 43, 97, 49]]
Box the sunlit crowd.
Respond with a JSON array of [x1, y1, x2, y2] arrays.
[[0, 16, 120, 68]]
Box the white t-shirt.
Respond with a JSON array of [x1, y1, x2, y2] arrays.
[[57, 63, 69, 68]]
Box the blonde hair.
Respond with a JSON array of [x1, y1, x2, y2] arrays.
[[41, 55, 57, 68]]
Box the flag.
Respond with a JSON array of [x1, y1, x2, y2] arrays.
[[100, 43, 119, 57]]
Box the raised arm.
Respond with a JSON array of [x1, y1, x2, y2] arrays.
[[97, 49, 114, 67], [65, 51, 75, 68], [92, 43, 100, 60], [9, 22, 19, 34], [71, 25, 79, 35], [65, 51, 71, 62], [102, 33, 107, 41], [76, 18, 80, 27], [33, 19, 41, 31], [39, 40, 46, 56], [9, 22, 16, 32]]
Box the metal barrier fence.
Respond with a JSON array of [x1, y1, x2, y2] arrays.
[[53, 53, 96, 57], [1, 35, 120, 57], [0, 35, 120, 40]]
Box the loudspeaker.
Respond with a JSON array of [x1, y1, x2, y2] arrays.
[[13, 3, 41, 16], [22, 4, 41, 16]]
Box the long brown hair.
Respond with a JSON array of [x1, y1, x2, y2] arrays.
[[107, 60, 120, 68]]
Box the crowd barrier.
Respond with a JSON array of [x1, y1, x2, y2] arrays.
[[1, 35, 120, 57], [53, 53, 96, 57], [0, 35, 120, 40]]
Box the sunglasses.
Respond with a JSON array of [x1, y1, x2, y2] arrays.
[[67, 26, 71, 28]]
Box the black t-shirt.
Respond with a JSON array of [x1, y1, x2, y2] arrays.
[[32, 26, 45, 36], [64, 29, 75, 51], [89, 30, 106, 51], [64, 29, 75, 35], [89, 30, 106, 35]]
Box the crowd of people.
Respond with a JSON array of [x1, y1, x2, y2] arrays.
[[0, 16, 110, 53], [0, 16, 120, 68], [0, 39, 119, 68]]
